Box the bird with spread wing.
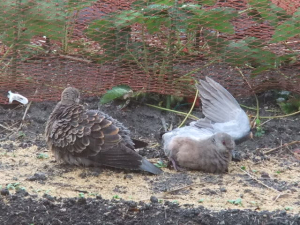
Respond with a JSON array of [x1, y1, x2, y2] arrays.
[[162, 77, 252, 173]]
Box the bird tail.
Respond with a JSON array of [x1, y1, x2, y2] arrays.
[[86, 144, 162, 175], [139, 158, 163, 175], [132, 139, 148, 148]]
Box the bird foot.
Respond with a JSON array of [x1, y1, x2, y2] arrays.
[[169, 158, 185, 172]]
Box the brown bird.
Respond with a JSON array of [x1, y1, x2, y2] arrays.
[[162, 77, 252, 172], [45, 87, 162, 175], [164, 132, 234, 173]]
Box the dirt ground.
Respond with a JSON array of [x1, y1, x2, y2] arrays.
[[0, 93, 300, 225]]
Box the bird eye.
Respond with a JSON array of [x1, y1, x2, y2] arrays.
[[222, 141, 226, 146]]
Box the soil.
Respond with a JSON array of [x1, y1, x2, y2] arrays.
[[0, 93, 300, 225]]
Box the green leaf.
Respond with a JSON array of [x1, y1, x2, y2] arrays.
[[78, 193, 85, 198], [248, 0, 280, 25], [114, 10, 142, 28], [100, 85, 132, 104], [36, 153, 49, 159], [113, 195, 120, 199], [68, 0, 98, 11], [228, 198, 242, 206], [272, 20, 300, 42], [204, 32, 230, 53], [145, 16, 171, 33], [143, 4, 170, 17], [188, 8, 237, 34], [224, 40, 251, 65], [85, 19, 118, 61], [251, 66, 271, 76], [154, 160, 167, 168], [195, 0, 217, 6]]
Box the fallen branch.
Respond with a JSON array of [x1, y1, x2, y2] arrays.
[[240, 168, 279, 193], [263, 140, 300, 155]]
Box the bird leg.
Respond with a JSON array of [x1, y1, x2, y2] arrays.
[[169, 157, 185, 171]]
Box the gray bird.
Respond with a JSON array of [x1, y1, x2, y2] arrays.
[[164, 132, 234, 173], [162, 77, 252, 172], [45, 87, 162, 175]]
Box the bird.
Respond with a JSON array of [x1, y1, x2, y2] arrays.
[[45, 87, 162, 175], [164, 132, 235, 173], [162, 77, 252, 172]]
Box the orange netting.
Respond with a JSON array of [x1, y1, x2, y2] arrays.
[[0, 0, 299, 104]]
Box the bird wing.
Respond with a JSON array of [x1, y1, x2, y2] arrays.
[[192, 77, 250, 141], [49, 106, 121, 155], [47, 106, 162, 174]]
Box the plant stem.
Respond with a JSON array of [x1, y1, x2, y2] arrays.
[[178, 89, 199, 128], [145, 103, 199, 120]]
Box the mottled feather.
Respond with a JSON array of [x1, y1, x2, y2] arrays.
[[45, 87, 162, 175]]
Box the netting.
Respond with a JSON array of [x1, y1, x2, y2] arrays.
[[0, 0, 299, 104]]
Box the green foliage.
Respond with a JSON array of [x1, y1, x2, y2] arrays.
[[0, 0, 97, 54], [228, 198, 243, 206], [36, 153, 49, 159], [154, 160, 167, 168], [78, 192, 85, 198], [241, 166, 246, 170], [248, 0, 291, 26], [254, 118, 265, 137], [85, 0, 239, 65], [198, 199, 205, 203], [196, 0, 217, 6], [100, 85, 132, 105], [6, 182, 25, 191], [82, 0, 298, 76], [271, 8, 300, 42], [277, 93, 300, 114], [18, 131, 26, 138], [113, 195, 120, 199], [207, 36, 295, 76]]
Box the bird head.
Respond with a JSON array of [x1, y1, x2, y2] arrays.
[[214, 132, 235, 152], [61, 87, 80, 105]]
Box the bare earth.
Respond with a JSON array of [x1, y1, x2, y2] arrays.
[[0, 95, 299, 224]]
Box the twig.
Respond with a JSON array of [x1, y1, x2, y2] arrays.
[[157, 183, 198, 199], [59, 54, 92, 63], [259, 119, 273, 127], [146, 104, 199, 120], [0, 123, 15, 131], [178, 89, 199, 128], [263, 141, 300, 155], [138, 183, 198, 202], [250, 110, 300, 119], [240, 168, 279, 193], [18, 100, 33, 130], [236, 67, 259, 123]]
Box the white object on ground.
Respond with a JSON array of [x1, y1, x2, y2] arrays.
[[7, 91, 29, 105]]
